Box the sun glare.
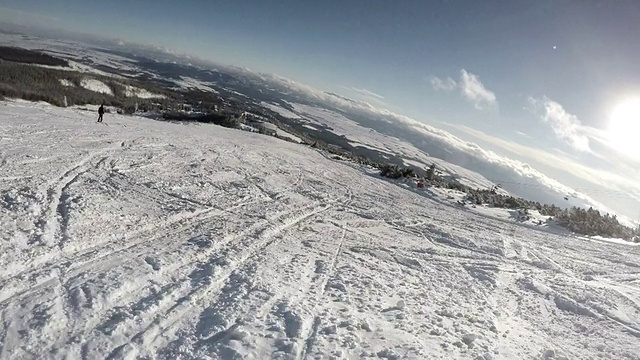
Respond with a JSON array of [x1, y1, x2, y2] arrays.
[[609, 99, 640, 157]]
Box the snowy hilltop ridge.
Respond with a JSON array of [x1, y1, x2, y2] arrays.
[[1, 100, 640, 359]]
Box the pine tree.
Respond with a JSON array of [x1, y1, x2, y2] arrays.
[[426, 164, 436, 181]]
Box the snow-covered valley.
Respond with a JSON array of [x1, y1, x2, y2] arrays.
[[1, 101, 640, 359]]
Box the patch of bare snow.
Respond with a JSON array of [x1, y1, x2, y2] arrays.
[[259, 122, 303, 143], [59, 79, 74, 87], [276, 129, 303, 143], [80, 78, 113, 95], [173, 76, 219, 93], [225, 89, 248, 98], [124, 85, 165, 99], [579, 235, 640, 247], [349, 141, 394, 154], [260, 102, 301, 119]]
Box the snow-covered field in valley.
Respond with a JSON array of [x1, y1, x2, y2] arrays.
[[80, 79, 113, 96], [2, 100, 640, 359]]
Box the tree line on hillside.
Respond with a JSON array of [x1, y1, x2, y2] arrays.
[[377, 163, 640, 242], [0, 46, 69, 67], [0, 62, 164, 110], [465, 188, 639, 240], [0, 61, 222, 115], [161, 112, 239, 128], [0, 50, 264, 129]]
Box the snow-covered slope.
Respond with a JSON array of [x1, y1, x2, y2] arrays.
[[1, 100, 640, 359]]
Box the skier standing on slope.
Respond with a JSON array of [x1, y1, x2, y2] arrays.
[[97, 103, 105, 123]]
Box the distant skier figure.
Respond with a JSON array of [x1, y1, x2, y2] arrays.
[[97, 104, 105, 123]]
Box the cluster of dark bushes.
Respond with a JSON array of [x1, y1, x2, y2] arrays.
[[379, 164, 416, 179], [0, 46, 69, 67], [161, 112, 240, 128], [306, 139, 382, 168], [0, 62, 71, 106], [373, 161, 639, 241], [554, 207, 638, 240], [180, 89, 224, 112], [466, 188, 639, 240]]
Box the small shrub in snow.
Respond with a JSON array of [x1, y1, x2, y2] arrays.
[[379, 164, 415, 179], [322, 324, 337, 335], [376, 348, 401, 360], [462, 333, 478, 345], [360, 319, 372, 332]]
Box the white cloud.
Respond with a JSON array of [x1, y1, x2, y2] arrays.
[[336, 86, 387, 106], [451, 124, 630, 190], [430, 76, 457, 92], [431, 70, 497, 110], [349, 87, 385, 100], [448, 124, 640, 221], [515, 130, 532, 138], [459, 70, 497, 110], [529, 97, 591, 152]]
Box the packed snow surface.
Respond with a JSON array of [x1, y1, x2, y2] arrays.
[[1, 100, 640, 359]]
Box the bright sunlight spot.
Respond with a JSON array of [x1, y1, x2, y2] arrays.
[[609, 99, 640, 157]]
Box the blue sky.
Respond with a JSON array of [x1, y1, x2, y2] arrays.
[[2, 0, 640, 219]]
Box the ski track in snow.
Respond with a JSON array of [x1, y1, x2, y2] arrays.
[[1, 100, 640, 359]]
